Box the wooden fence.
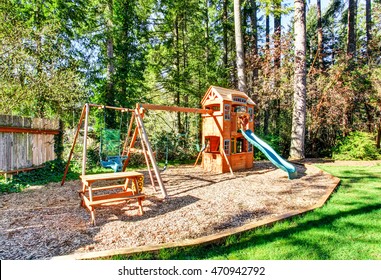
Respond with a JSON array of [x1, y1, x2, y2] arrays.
[[0, 115, 59, 173]]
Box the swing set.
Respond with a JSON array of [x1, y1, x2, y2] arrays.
[[61, 103, 212, 225]]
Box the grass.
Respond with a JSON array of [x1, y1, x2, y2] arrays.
[[113, 164, 381, 260]]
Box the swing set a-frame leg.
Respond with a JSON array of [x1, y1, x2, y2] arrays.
[[61, 105, 87, 186], [134, 108, 167, 198], [122, 109, 167, 198]]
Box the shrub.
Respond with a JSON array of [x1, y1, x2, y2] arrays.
[[0, 159, 80, 194], [332, 132, 381, 160], [254, 133, 282, 160]]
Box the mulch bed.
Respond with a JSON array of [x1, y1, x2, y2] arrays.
[[0, 161, 342, 259]]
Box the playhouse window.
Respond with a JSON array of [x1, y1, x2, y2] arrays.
[[206, 105, 220, 111], [234, 106, 246, 113], [224, 139, 230, 155], [235, 138, 246, 153], [206, 136, 220, 152], [248, 107, 254, 122], [224, 104, 231, 120]]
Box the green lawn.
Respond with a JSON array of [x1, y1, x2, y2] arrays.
[[116, 164, 381, 260]]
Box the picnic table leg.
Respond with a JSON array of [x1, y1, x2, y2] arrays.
[[88, 185, 96, 225], [123, 178, 130, 191], [90, 207, 96, 226], [137, 198, 144, 215]]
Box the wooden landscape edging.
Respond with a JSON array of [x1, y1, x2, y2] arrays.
[[52, 165, 340, 260]]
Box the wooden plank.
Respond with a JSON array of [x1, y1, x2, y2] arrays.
[[88, 103, 134, 112], [212, 115, 234, 175], [0, 126, 60, 135], [89, 193, 145, 206], [140, 103, 212, 115], [82, 104, 89, 176], [0, 165, 45, 174], [80, 171, 143, 182], [82, 184, 126, 192], [61, 105, 86, 186], [0, 133, 5, 170]]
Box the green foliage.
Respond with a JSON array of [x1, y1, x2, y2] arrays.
[[0, 159, 80, 194], [253, 133, 281, 160], [0, 0, 87, 118], [332, 132, 381, 160]]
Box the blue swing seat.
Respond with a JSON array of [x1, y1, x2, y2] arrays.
[[100, 155, 128, 172]]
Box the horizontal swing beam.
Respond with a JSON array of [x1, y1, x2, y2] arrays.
[[88, 103, 134, 112], [139, 103, 212, 115]]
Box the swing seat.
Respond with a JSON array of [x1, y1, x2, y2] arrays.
[[100, 156, 128, 172]]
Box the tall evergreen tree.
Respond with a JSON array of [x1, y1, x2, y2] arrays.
[[366, 0, 372, 60], [290, 0, 307, 159], [234, 0, 247, 92], [317, 0, 324, 68], [347, 0, 357, 61]]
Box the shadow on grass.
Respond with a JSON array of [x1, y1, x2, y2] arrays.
[[156, 202, 381, 260]]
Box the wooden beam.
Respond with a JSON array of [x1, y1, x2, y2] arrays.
[[88, 103, 134, 112], [0, 165, 45, 174], [122, 126, 139, 170], [61, 105, 86, 186], [82, 104, 90, 176], [140, 103, 212, 115], [212, 116, 234, 176], [0, 127, 59, 135], [136, 119, 157, 192], [122, 113, 135, 156], [135, 109, 168, 198]]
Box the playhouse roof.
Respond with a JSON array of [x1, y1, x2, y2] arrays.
[[201, 86, 255, 106]]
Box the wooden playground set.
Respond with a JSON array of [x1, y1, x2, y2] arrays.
[[61, 86, 296, 225]]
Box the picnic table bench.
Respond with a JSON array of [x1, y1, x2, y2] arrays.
[[79, 171, 145, 225]]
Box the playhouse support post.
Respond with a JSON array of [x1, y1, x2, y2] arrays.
[[61, 105, 86, 186], [135, 108, 168, 198], [212, 116, 234, 176]]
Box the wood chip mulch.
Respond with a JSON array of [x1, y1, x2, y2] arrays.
[[0, 161, 342, 260]]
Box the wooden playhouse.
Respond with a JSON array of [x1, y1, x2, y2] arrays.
[[201, 86, 255, 173]]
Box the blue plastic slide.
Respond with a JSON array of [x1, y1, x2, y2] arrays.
[[240, 129, 297, 179]]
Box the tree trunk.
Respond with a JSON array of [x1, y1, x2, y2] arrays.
[[290, 0, 307, 160], [175, 15, 182, 133], [249, 0, 258, 80], [106, 0, 115, 127], [263, 11, 270, 136], [205, 0, 209, 80], [265, 13, 270, 52], [222, 0, 228, 72], [317, 0, 324, 69], [366, 0, 372, 60], [273, 2, 281, 135], [347, 0, 357, 61], [234, 0, 247, 92], [273, 2, 281, 69], [376, 123, 381, 149]]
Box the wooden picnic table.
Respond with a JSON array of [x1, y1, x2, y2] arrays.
[[79, 171, 145, 225]]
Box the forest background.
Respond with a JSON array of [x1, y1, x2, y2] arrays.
[[1, 0, 381, 164]]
